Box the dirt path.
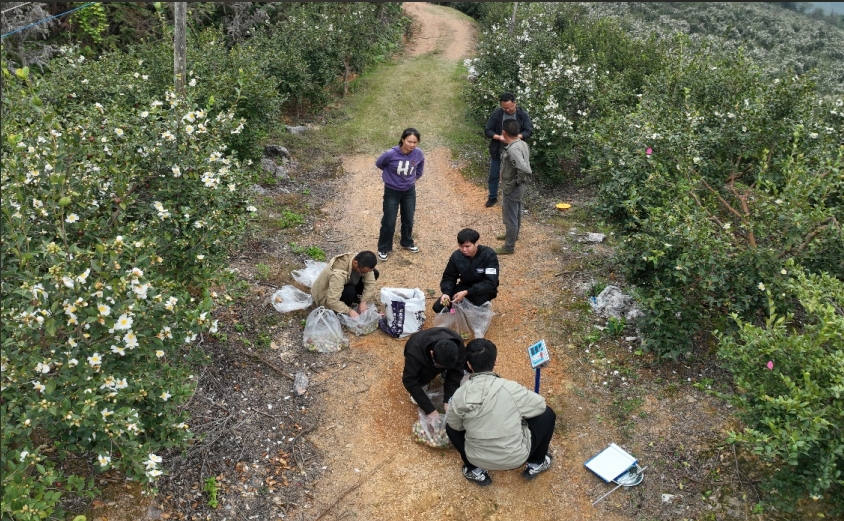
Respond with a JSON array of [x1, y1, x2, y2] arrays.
[[293, 4, 631, 520]]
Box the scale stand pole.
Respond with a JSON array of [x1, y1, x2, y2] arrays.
[[534, 367, 541, 393]]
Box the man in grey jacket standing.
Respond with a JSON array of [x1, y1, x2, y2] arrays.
[[483, 92, 533, 207], [495, 118, 532, 255], [445, 339, 556, 486]]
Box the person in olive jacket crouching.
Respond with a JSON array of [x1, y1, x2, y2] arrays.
[[402, 327, 466, 426], [445, 339, 556, 486], [433, 228, 499, 314]]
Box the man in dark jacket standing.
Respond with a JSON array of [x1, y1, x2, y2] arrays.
[[484, 92, 533, 207], [433, 228, 499, 314], [402, 327, 466, 422]]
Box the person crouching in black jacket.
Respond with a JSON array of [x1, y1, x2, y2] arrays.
[[402, 327, 466, 422], [433, 228, 499, 314]]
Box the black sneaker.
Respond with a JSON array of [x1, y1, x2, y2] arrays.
[[522, 454, 553, 480], [485, 198, 498, 208], [462, 466, 492, 486]]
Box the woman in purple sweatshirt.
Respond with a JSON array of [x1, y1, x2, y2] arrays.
[[375, 128, 425, 260]]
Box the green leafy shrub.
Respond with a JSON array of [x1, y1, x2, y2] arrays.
[[584, 43, 843, 357], [717, 265, 844, 515], [1, 61, 251, 519], [34, 27, 283, 162]]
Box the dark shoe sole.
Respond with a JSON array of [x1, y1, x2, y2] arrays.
[[485, 199, 498, 208]]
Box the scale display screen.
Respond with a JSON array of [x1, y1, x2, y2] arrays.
[[528, 339, 550, 368]]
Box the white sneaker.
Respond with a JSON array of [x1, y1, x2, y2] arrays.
[[377, 251, 388, 261]]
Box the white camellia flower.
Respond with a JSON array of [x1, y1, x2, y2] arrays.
[[98, 304, 111, 316], [34, 362, 50, 374], [114, 314, 133, 330], [160, 392, 171, 401], [65, 214, 80, 224], [32, 381, 46, 392], [758, 282, 766, 291], [123, 331, 139, 349], [110, 345, 127, 356], [20, 451, 29, 462], [87, 353, 103, 366], [68, 358, 78, 367], [98, 454, 111, 467], [155, 350, 165, 358], [246, 205, 257, 212], [115, 128, 124, 137]]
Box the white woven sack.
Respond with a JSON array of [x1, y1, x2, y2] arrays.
[[379, 287, 426, 338]]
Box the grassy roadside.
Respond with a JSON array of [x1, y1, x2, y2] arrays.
[[277, 54, 487, 178]]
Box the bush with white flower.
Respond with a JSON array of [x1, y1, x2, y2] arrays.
[[463, 2, 662, 180], [1, 63, 248, 520], [583, 43, 843, 358]]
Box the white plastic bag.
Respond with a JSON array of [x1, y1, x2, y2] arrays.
[[454, 300, 494, 339], [338, 302, 381, 336], [271, 285, 313, 313], [302, 306, 348, 353], [291, 260, 328, 288], [378, 287, 426, 338]]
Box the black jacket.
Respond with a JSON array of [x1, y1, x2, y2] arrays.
[[402, 327, 465, 415], [440, 245, 499, 301], [484, 106, 533, 159]]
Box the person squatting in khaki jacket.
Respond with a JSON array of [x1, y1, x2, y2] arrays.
[[310, 251, 379, 318]]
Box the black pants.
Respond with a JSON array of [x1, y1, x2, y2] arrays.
[[432, 283, 494, 314], [339, 269, 380, 308], [446, 406, 556, 471]]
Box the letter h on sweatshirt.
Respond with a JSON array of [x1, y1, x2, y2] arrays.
[[396, 160, 414, 177]]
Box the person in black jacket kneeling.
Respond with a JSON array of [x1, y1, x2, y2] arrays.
[[402, 327, 466, 424], [433, 228, 499, 314]]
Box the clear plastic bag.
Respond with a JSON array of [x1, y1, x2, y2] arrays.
[[291, 260, 328, 288], [338, 302, 381, 336], [411, 385, 450, 449], [432, 307, 472, 341], [302, 306, 348, 353], [412, 408, 450, 449], [271, 285, 313, 313], [454, 300, 494, 339]]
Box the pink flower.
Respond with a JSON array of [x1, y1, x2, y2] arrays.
[[646, 148, 653, 155], [766, 360, 774, 370], [449, 308, 456, 314]]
